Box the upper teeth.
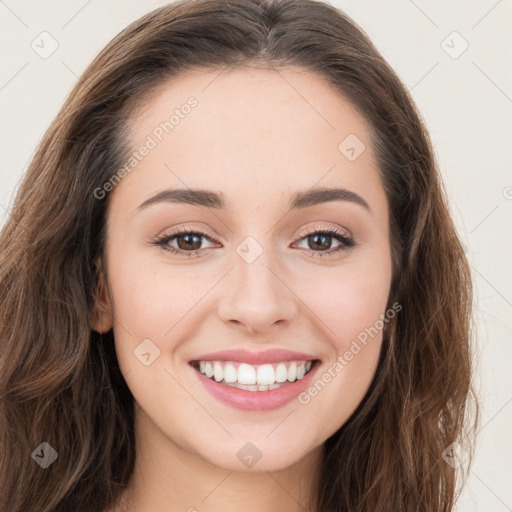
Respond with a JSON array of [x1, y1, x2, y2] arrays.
[[197, 360, 313, 386]]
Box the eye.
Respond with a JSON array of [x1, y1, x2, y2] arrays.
[[150, 224, 355, 258], [151, 227, 219, 257], [292, 225, 355, 257]]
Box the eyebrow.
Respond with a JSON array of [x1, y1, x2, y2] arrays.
[[136, 186, 370, 212]]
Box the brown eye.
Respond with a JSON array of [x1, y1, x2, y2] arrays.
[[306, 233, 336, 251], [293, 227, 355, 257], [175, 233, 203, 251], [153, 229, 218, 256]]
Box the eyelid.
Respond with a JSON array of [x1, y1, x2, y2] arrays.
[[156, 223, 219, 241], [155, 222, 352, 245], [294, 223, 352, 240]]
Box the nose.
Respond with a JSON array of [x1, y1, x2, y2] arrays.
[[217, 245, 299, 337]]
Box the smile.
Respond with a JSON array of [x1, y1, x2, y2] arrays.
[[193, 360, 314, 391], [189, 349, 320, 411]]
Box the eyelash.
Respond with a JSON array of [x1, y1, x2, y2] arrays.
[[151, 225, 356, 258]]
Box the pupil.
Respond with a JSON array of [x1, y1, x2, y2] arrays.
[[309, 234, 331, 251], [178, 234, 201, 250]]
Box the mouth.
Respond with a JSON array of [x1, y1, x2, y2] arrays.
[[190, 359, 315, 391], [188, 349, 320, 411]]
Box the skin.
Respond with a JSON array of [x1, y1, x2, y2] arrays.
[[94, 65, 392, 512]]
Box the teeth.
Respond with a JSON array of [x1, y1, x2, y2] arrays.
[[256, 364, 275, 385], [195, 359, 314, 389], [235, 383, 258, 391], [204, 362, 214, 378], [213, 361, 223, 382], [224, 363, 237, 383], [238, 363, 256, 385], [275, 363, 288, 382], [287, 362, 297, 382]]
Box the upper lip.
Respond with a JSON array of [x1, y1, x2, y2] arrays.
[[190, 349, 318, 365]]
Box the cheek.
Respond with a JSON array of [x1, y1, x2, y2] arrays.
[[334, 272, 389, 348], [106, 254, 211, 372], [299, 258, 392, 351], [292, 253, 391, 431], [307, 269, 387, 395], [109, 254, 208, 327]]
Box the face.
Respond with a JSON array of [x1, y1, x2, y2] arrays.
[[94, 66, 392, 473]]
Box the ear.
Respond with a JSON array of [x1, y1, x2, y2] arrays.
[[91, 258, 113, 333]]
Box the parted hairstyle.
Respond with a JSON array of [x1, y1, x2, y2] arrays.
[[0, 0, 478, 510]]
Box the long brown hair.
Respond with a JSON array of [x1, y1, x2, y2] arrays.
[[0, 0, 478, 510]]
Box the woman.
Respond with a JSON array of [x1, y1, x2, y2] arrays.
[[0, 0, 478, 510]]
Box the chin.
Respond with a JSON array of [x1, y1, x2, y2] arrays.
[[190, 432, 320, 473]]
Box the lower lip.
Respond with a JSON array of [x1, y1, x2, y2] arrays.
[[192, 363, 318, 411]]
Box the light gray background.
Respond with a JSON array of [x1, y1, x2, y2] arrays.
[[1, 1, 511, 510]]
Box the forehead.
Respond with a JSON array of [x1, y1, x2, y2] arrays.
[[114, 65, 384, 213]]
